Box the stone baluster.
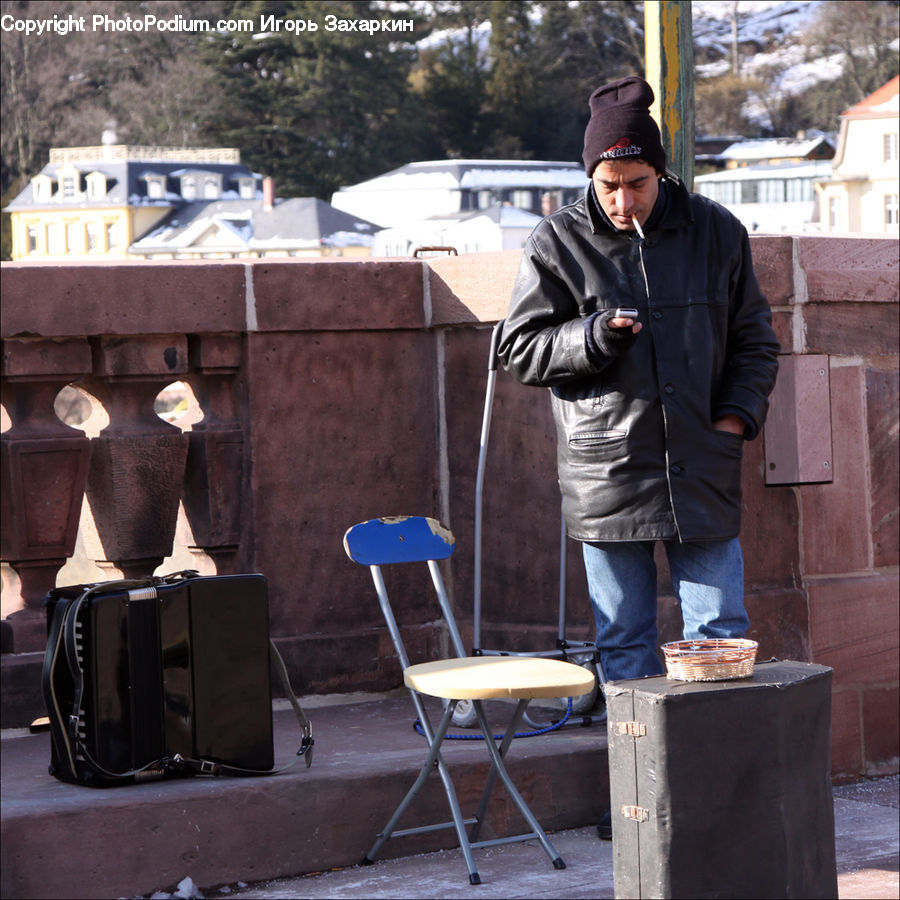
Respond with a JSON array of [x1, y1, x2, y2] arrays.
[[182, 335, 245, 573], [1, 339, 92, 652], [77, 336, 189, 579]]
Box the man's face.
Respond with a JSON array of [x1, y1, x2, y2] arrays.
[[591, 159, 660, 231]]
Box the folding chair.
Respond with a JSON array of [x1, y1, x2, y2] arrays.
[[342, 515, 595, 885]]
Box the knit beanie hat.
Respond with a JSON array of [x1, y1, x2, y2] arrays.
[[582, 75, 667, 176]]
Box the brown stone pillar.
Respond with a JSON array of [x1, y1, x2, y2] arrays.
[[182, 335, 245, 573], [1, 339, 92, 651], [78, 336, 190, 579]]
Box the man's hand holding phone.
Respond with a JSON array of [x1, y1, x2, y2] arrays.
[[592, 307, 642, 357], [612, 308, 642, 333]]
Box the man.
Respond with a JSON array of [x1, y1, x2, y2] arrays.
[[498, 75, 779, 693]]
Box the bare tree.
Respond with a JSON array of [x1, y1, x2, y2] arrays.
[[804, 0, 900, 101]]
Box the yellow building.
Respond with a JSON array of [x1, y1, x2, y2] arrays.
[[5, 143, 256, 261], [4, 142, 377, 260], [817, 76, 900, 235]]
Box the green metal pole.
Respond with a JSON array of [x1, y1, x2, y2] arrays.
[[644, 0, 695, 190]]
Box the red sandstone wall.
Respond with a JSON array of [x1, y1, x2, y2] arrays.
[[1, 237, 897, 779]]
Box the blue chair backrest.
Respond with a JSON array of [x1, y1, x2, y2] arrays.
[[343, 516, 456, 566]]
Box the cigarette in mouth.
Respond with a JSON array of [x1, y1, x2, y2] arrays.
[[632, 216, 645, 239]]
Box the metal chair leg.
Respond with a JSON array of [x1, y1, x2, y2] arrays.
[[469, 699, 567, 870], [363, 697, 484, 884], [468, 698, 530, 842]]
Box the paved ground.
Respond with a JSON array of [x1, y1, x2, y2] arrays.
[[202, 775, 899, 900], [4, 688, 896, 900]]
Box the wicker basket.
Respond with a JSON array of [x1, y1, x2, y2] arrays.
[[662, 638, 759, 682]]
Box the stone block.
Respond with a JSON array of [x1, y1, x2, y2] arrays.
[[799, 365, 870, 575], [807, 572, 899, 688], [0, 261, 247, 338], [92, 335, 188, 378], [798, 235, 899, 304], [0, 651, 44, 728], [427, 251, 523, 325], [830, 687, 863, 779], [244, 330, 438, 644], [250, 259, 425, 332], [741, 437, 800, 587], [272, 623, 438, 696], [866, 367, 900, 568], [749, 235, 794, 305], [764, 355, 833, 485], [771, 310, 793, 354], [744, 588, 810, 661], [657, 588, 809, 662], [862, 685, 900, 775], [804, 301, 900, 357], [1, 338, 91, 378], [188, 333, 243, 371], [1, 436, 90, 560]]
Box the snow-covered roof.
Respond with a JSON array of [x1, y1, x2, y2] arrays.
[[459, 168, 587, 189], [335, 159, 585, 194], [720, 137, 834, 161], [129, 197, 378, 253], [695, 160, 832, 182]]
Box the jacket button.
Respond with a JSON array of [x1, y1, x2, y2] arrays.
[[670, 465, 682, 474], [664, 384, 674, 394], [652, 310, 663, 320]]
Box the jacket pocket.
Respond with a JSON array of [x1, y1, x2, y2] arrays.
[[710, 428, 745, 454], [569, 429, 627, 450]]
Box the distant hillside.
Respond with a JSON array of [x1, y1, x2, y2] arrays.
[[692, 0, 899, 134]]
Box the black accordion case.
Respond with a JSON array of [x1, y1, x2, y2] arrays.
[[42, 571, 311, 787], [605, 660, 838, 899]]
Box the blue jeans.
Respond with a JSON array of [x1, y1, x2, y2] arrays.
[[582, 538, 749, 682]]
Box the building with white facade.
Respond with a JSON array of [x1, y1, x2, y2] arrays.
[[4, 142, 377, 260], [816, 76, 899, 236], [331, 159, 588, 229], [694, 136, 835, 234]]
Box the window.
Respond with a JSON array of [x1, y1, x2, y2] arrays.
[[146, 175, 166, 199], [828, 196, 840, 230], [26, 226, 38, 254], [709, 181, 740, 205], [203, 176, 221, 199], [478, 190, 493, 209], [510, 190, 533, 210], [886, 194, 899, 227], [61, 176, 76, 200], [181, 176, 197, 200], [86, 221, 99, 251], [32, 176, 52, 202], [86, 173, 106, 201], [47, 223, 62, 253], [884, 132, 898, 163], [66, 222, 82, 252], [740, 181, 759, 204], [238, 177, 256, 199], [106, 222, 119, 249], [759, 180, 784, 203]]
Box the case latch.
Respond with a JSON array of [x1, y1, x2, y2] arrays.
[[614, 720, 646, 737], [621, 805, 649, 822]]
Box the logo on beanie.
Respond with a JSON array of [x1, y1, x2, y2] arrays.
[[599, 137, 642, 160]]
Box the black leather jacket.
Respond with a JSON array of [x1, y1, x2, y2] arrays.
[[498, 177, 780, 543]]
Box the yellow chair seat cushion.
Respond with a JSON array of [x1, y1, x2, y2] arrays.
[[404, 655, 596, 700]]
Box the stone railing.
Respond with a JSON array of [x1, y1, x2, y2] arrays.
[[2, 238, 897, 779]]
